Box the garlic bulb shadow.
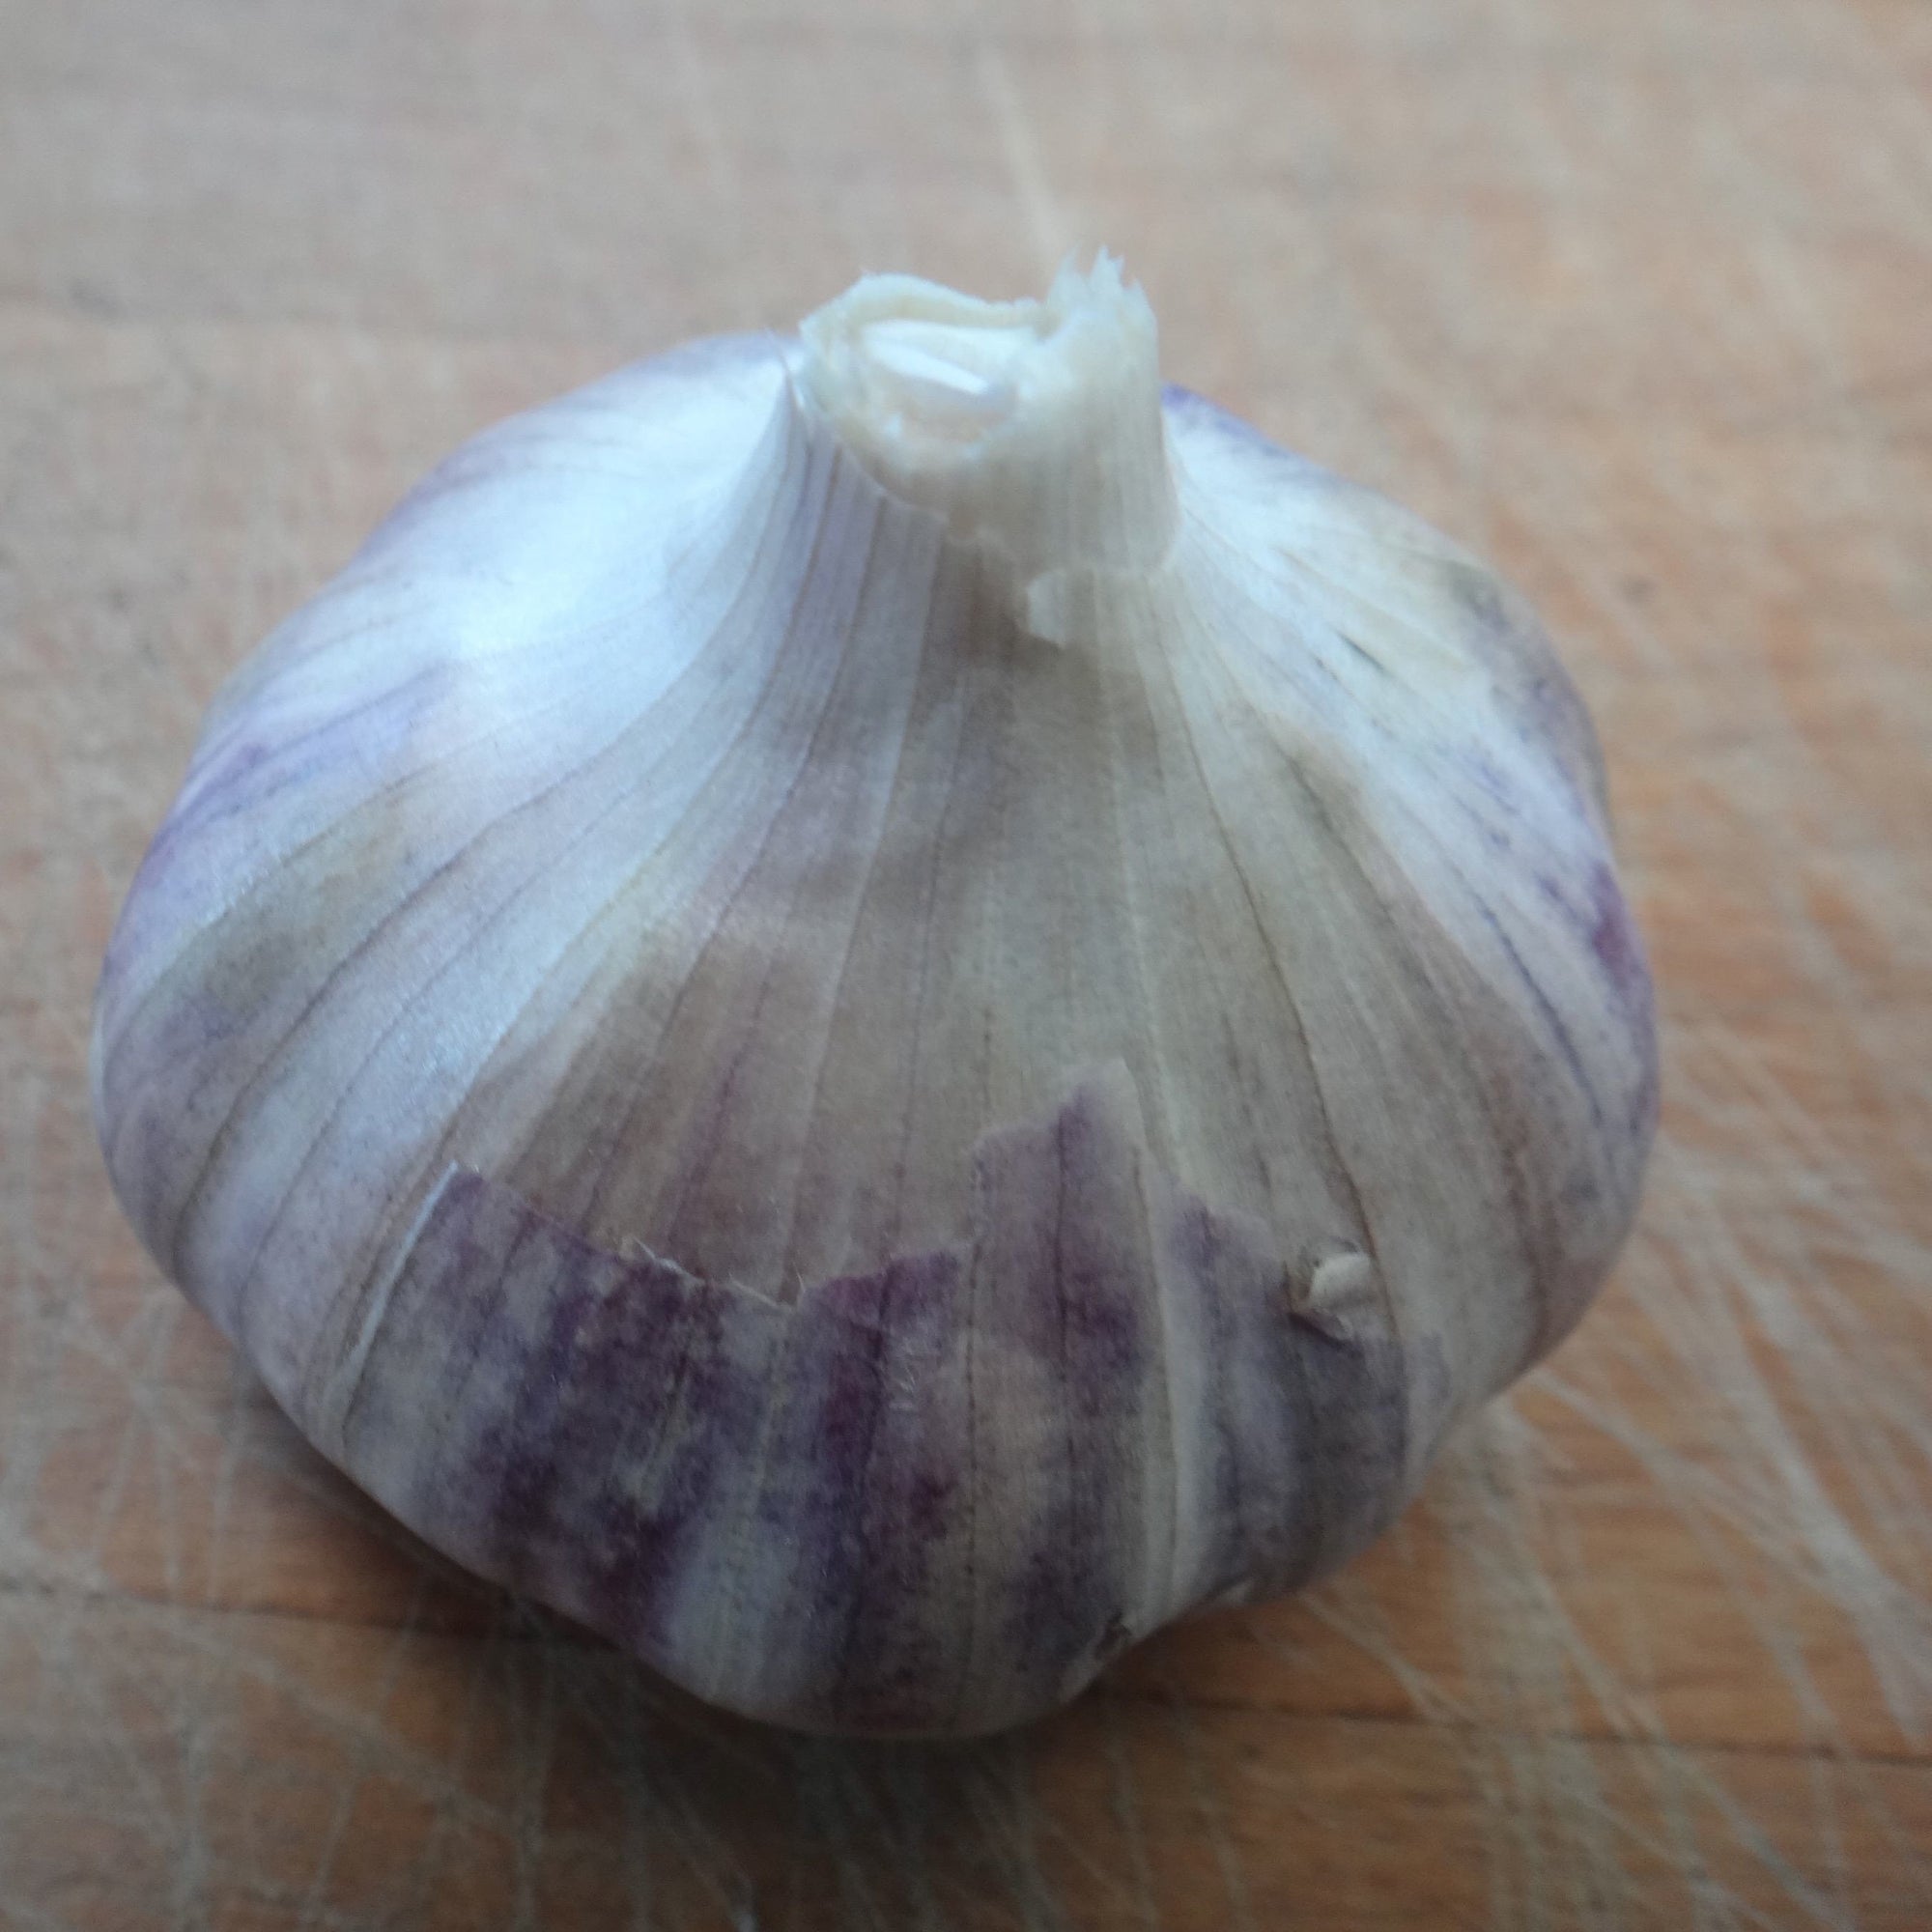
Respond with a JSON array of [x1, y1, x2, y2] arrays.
[[93, 260, 1657, 1735]]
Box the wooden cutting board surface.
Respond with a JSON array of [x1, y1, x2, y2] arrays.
[[4, 0, 1931, 1924]]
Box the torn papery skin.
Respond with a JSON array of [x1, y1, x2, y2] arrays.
[[93, 262, 1657, 1734]]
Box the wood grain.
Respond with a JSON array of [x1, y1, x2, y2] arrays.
[[3, 0, 1930, 1923]]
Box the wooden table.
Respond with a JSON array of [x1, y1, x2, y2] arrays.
[[5, 0, 1930, 1924]]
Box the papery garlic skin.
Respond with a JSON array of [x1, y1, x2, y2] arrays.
[[93, 261, 1657, 1735]]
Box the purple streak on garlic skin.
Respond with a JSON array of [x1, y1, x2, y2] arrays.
[[336, 1077, 1420, 1735], [93, 264, 1656, 1735]]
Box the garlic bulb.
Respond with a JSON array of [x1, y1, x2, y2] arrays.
[[93, 258, 1657, 1736]]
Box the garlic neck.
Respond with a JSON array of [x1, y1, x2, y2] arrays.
[[794, 256, 1179, 588]]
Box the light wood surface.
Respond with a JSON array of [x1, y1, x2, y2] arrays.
[[4, 0, 1930, 1924]]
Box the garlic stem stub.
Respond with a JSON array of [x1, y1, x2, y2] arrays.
[[92, 258, 1658, 1736]]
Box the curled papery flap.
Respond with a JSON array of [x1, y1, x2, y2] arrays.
[[333, 1072, 1427, 1735], [93, 262, 1657, 1734]]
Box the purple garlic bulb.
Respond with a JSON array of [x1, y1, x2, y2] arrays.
[[93, 259, 1658, 1735]]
